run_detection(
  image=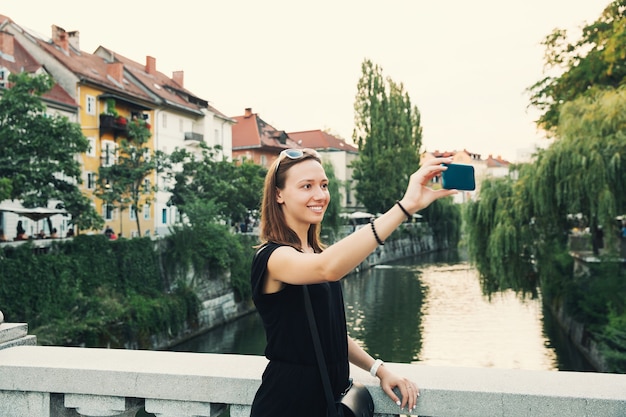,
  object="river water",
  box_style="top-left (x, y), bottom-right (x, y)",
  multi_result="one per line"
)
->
top-left (172, 249), bottom-right (594, 372)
